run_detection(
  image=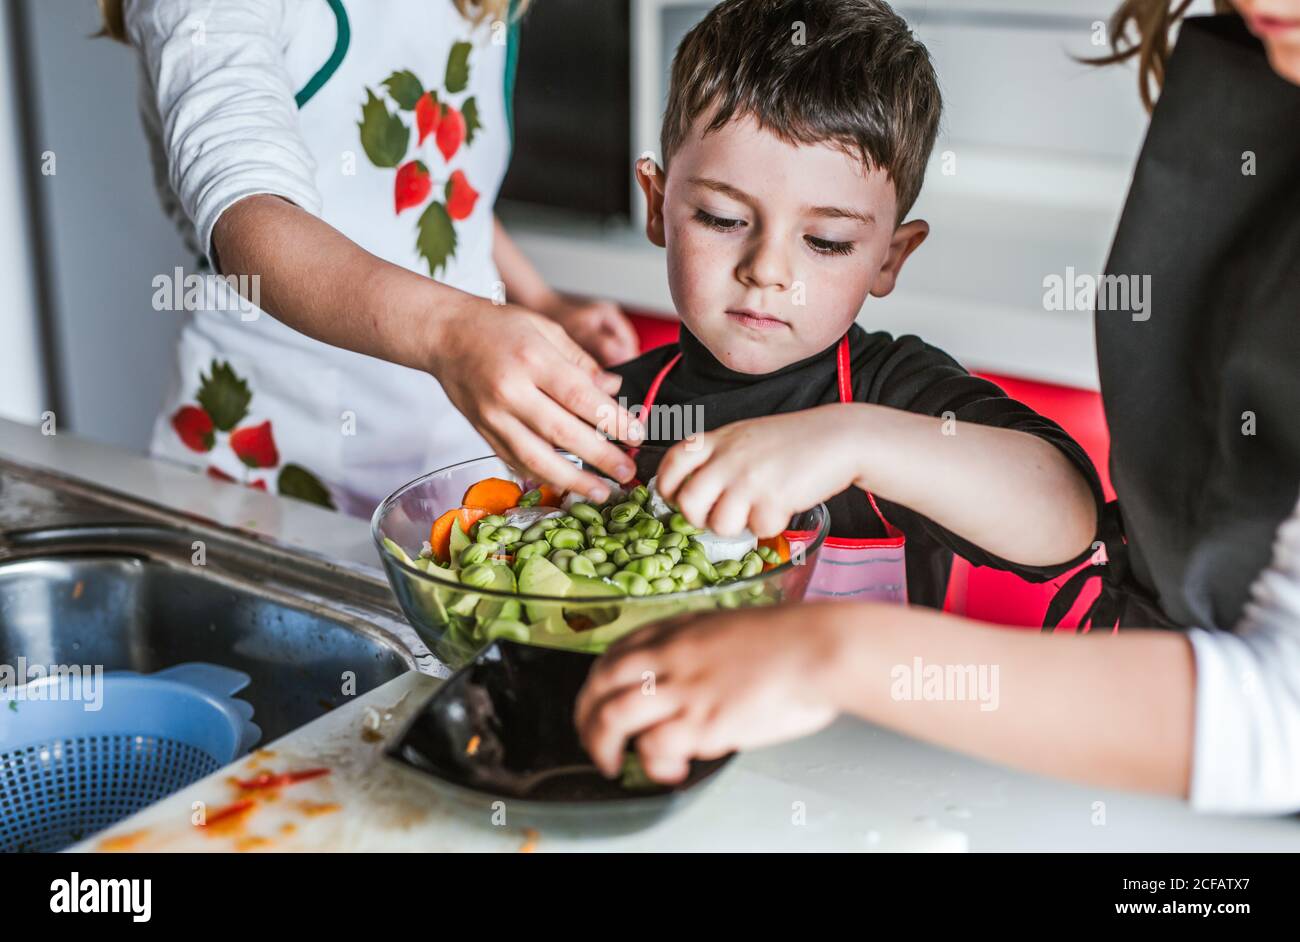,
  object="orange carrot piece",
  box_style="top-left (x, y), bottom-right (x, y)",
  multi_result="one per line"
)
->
top-left (429, 507), bottom-right (488, 562)
top-left (758, 534), bottom-right (791, 570)
top-left (462, 478), bottom-right (523, 515)
top-left (537, 484), bottom-right (564, 507)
